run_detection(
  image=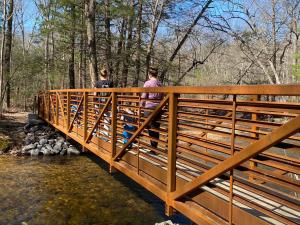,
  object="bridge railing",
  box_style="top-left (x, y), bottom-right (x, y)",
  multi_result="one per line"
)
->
top-left (38, 85), bottom-right (300, 225)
